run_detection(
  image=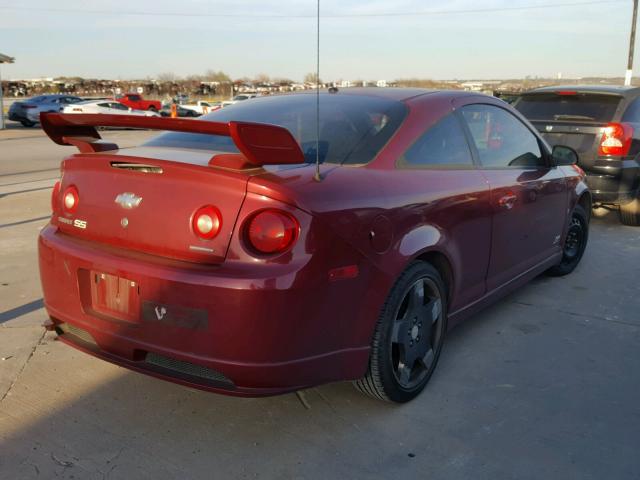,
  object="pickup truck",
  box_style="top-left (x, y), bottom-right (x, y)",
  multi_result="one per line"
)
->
top-left (180, 100), bottom-right (222, 115)
top-left (116, 93), bottom-right (161, 112)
